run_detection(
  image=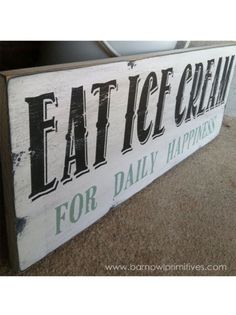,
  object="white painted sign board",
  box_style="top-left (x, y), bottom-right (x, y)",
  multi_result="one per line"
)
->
top-left (0, 45), bottom-right (235, 270)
